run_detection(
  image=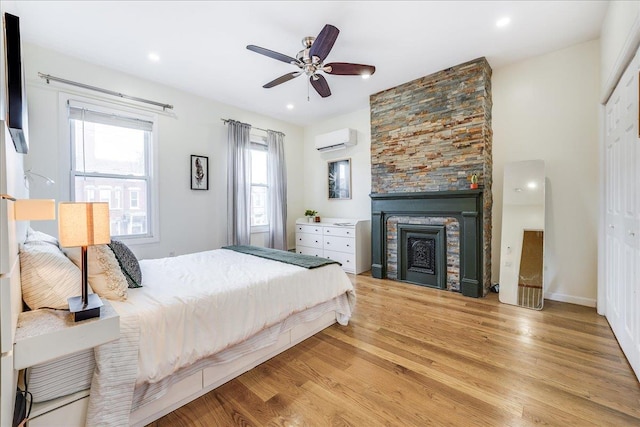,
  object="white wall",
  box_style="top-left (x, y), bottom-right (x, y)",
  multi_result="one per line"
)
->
top-left (22, 43), bottom-right (304, 259)
top-left (302, 107), bottom-right (371, 221)
top-left (492, 39), bottom-right (600, 306)
top-left (600, 0), bottom-right (640, 101)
